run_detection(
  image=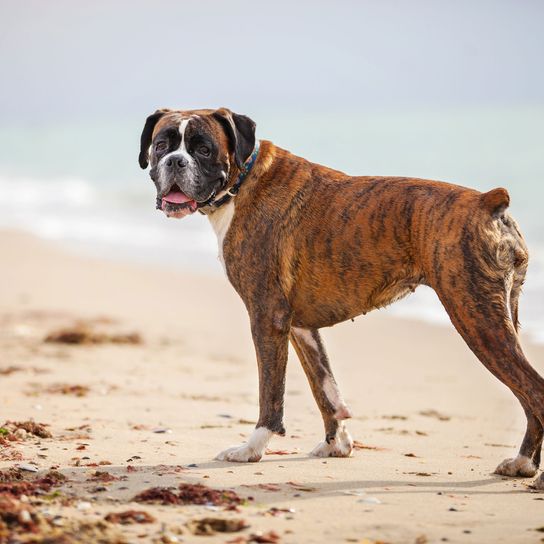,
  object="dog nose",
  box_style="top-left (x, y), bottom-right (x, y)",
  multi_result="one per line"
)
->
top-left (165, 155), bottom-right (188, 169)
